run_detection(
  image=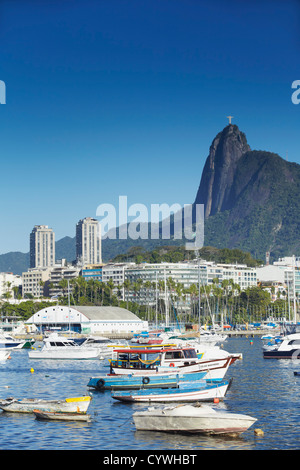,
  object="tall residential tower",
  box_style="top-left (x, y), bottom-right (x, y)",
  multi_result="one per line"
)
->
top-left (76, 217), bottom-right (102, 266)
top-left (30, 225), bottom-right (55, 268)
